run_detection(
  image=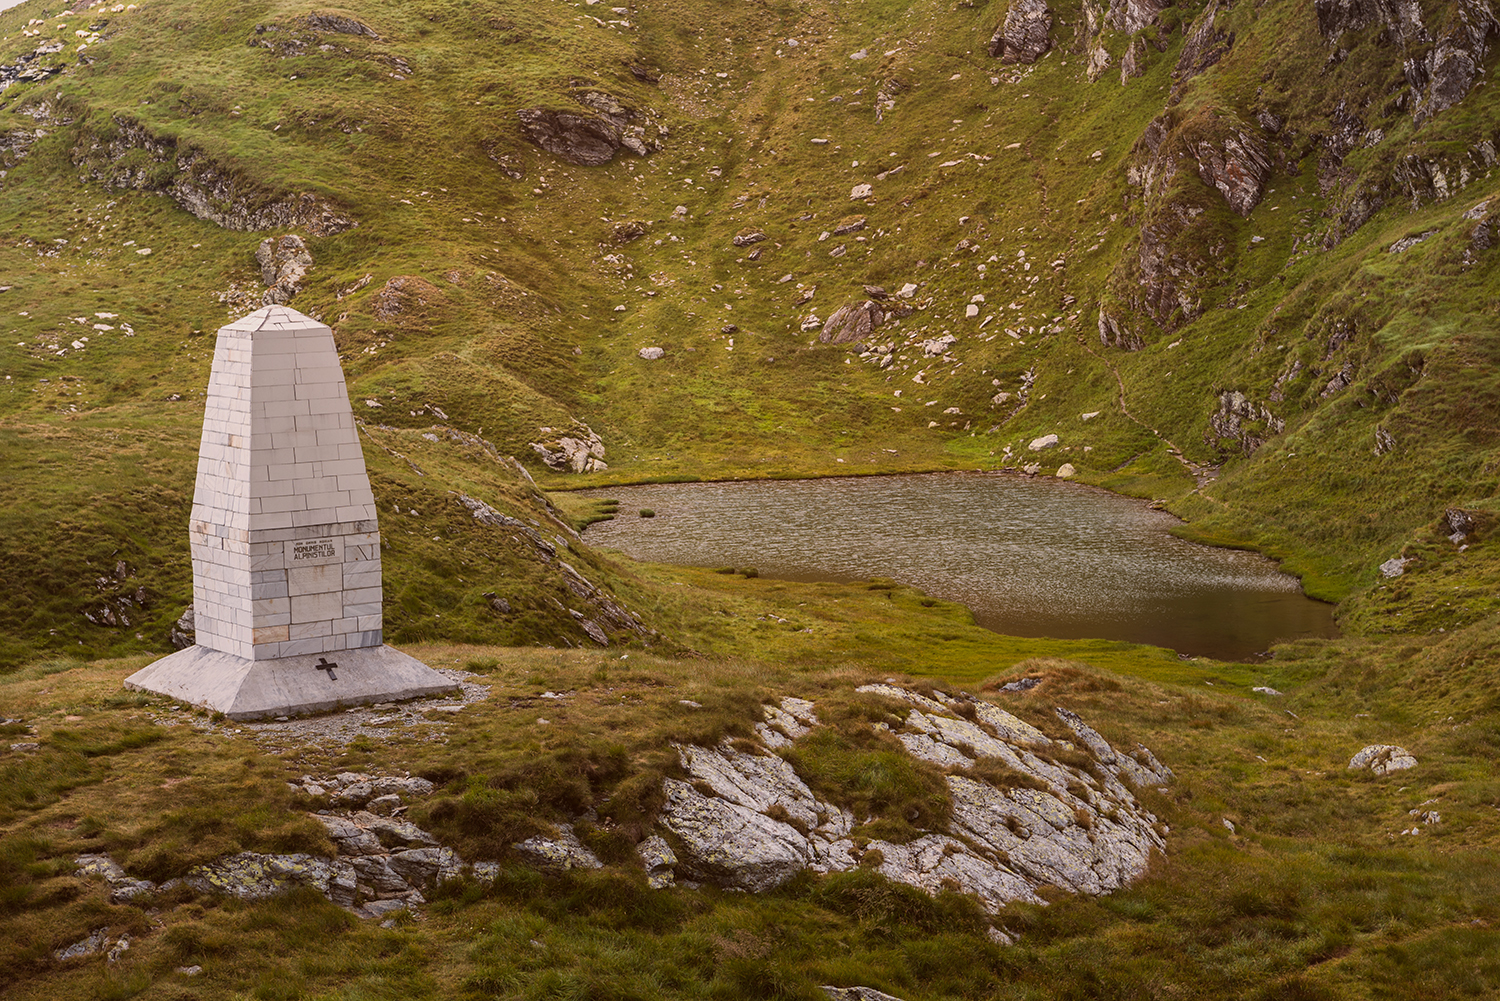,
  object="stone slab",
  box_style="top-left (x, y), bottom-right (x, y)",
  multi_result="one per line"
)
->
top-left (123, 645), bottom-right (459, 721)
